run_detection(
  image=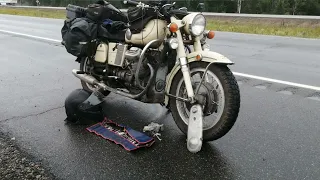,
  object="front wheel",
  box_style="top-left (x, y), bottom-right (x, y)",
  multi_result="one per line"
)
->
top-left (169, 62), bottom-right (240, 141)
top-left (79, 57), bottom-right (110, 96)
